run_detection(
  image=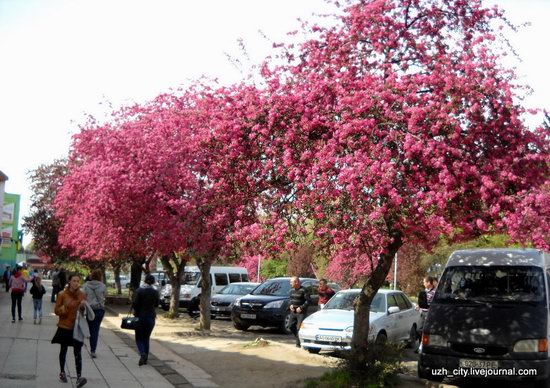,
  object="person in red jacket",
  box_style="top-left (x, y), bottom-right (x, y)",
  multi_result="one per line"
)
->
top-left (317, 279), bottom-right (335, 309)
top-left (9, 265), bottom-right (28, 322)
